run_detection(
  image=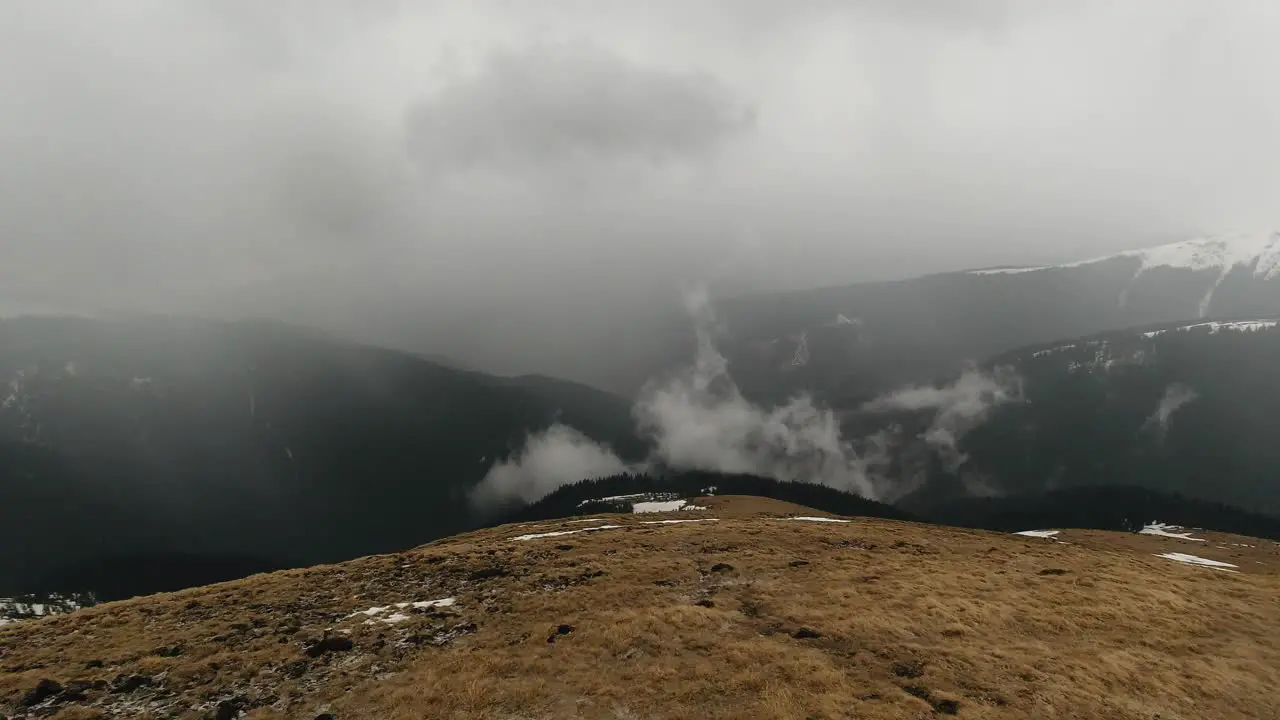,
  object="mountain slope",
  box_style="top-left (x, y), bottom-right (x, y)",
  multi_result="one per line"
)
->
top-left (0, 316), bottom-right (640, 596)
top-left (717, 232), bottom-right (1280, 402)
top-left (2, 497), bottom-right (1277, 719)
top-left (886, 318), bottom-right (1280, 514)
